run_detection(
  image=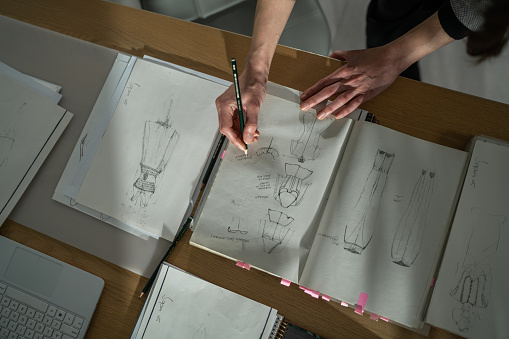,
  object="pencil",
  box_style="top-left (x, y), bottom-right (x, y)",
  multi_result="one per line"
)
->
top-left (138, 217), bottom-right (192, 299)
top-left (231, 58), bottom-right (248, 154)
